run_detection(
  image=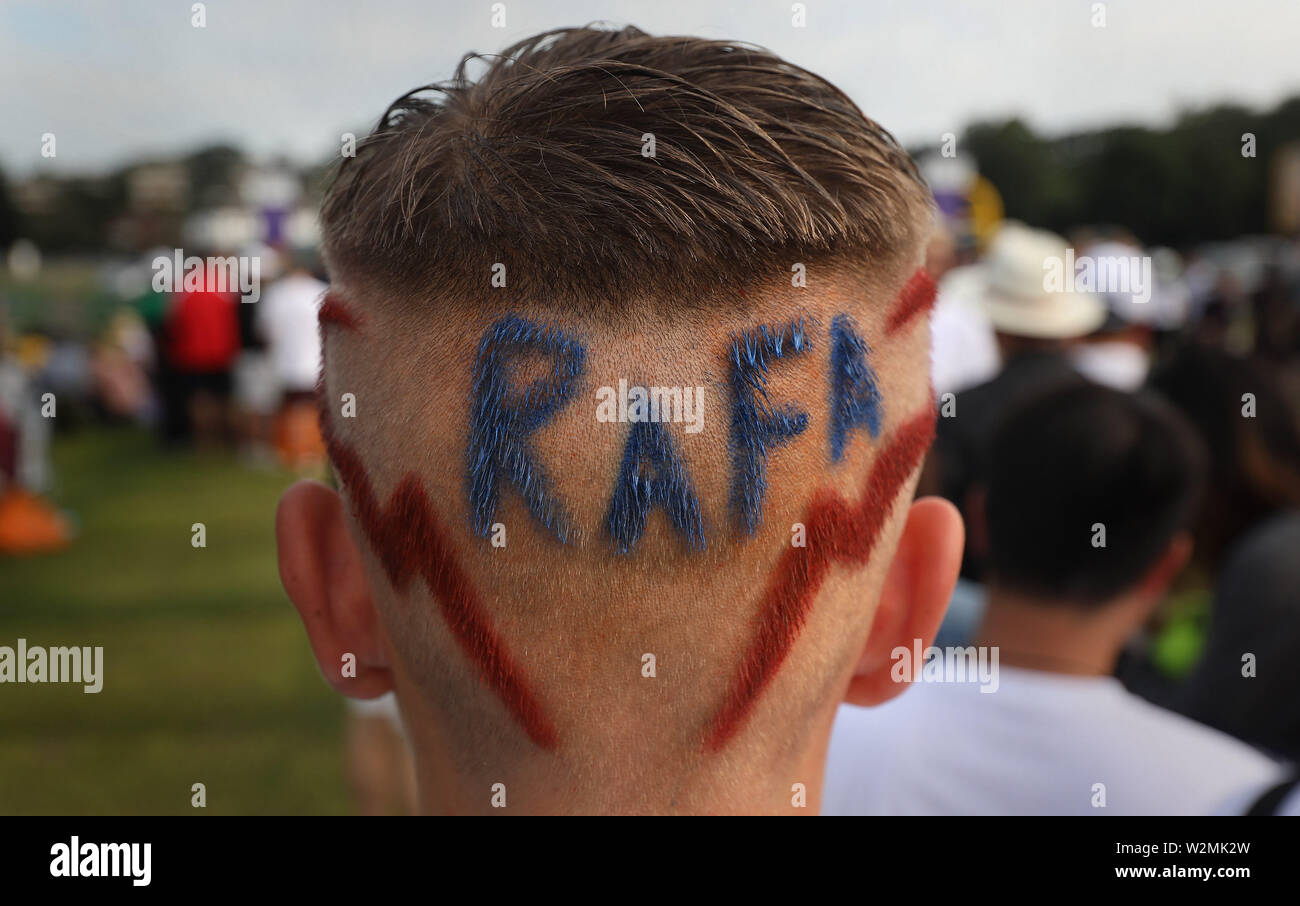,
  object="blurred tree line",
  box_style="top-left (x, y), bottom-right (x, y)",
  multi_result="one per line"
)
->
top-left (956, 99), bottom-right (1300, 247)
top-left (0, 144), bottom-right (332, 256)
top-left (0, 168), bottom-right (20, 252)
top-left (1, 97), bottom-right (1299, 256)
top-left (0, 146), bottom-right (244, 254)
